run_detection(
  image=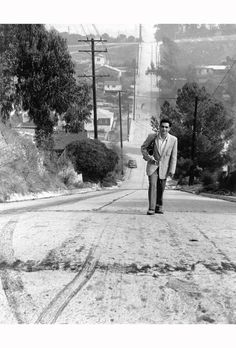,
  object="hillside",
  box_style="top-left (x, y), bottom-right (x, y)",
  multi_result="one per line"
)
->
top-left (175, 35), bottom-right (236, 67)
top-left (68, 43), bottom-right (139, 69)
top-left (0, 124), bottom-right (67, 202)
